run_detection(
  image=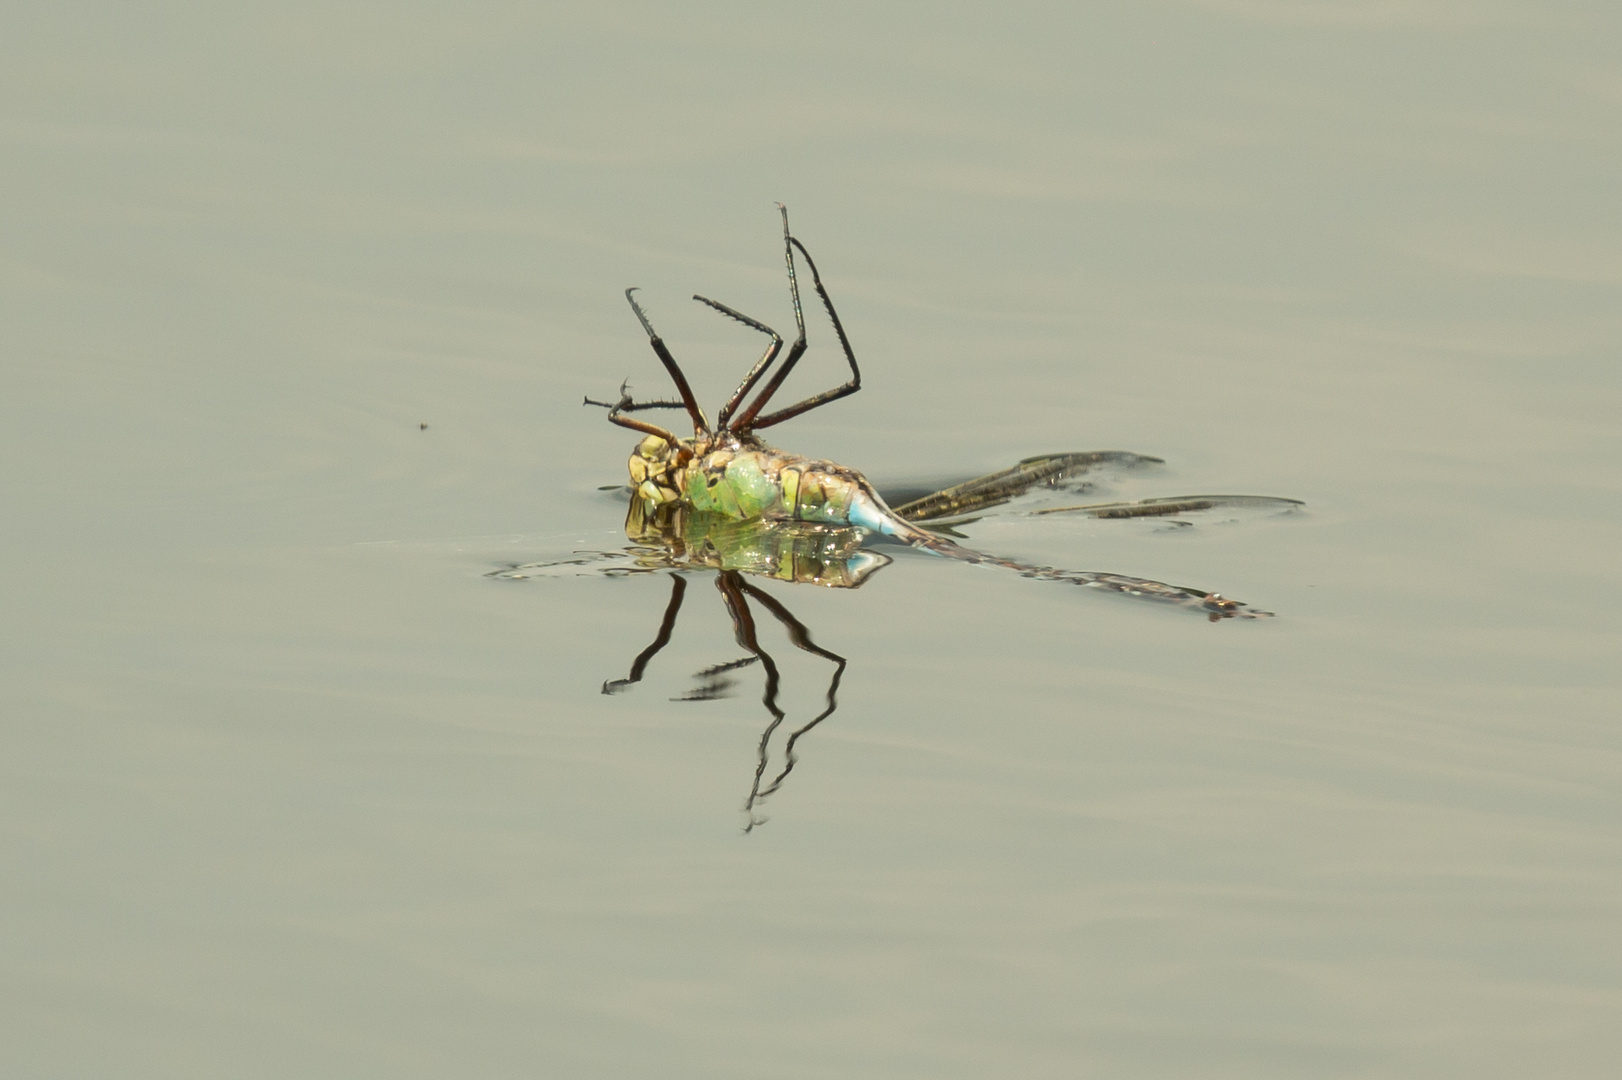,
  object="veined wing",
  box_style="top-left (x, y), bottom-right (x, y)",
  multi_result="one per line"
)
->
top-left (1032, 494), bottom-right (1304, 519)
top-left (883, 451), bottom-right (1162, 522)
top-left (880, 453), bottom-right (1301, 531)
top-left (875, 455), bottom-right (1301, 620)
